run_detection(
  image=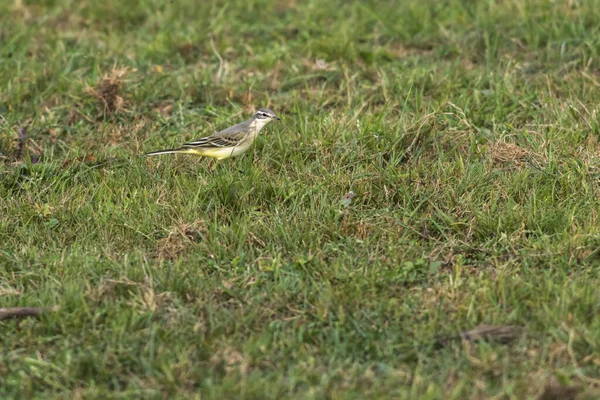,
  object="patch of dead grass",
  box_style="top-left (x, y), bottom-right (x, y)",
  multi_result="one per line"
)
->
top-left (487, 141), bottom-right (544, 168)
top-left (86, 66), bottom-right (134, 118)
top-left (302, 58), bottom-right (338, 72)
top-left (210, 344), bottom-right (250, 376)
top-left (153, 102), bottom-right (174, 118)
top-left (274, 0), bottom-right (297, 12)
top-left (97, 118), bottom-right (151, 148)
top-left (386, 42), bottom-right (434, 59)
top-left (156, 220), bottom-right (206, 260)
top-left (339, 219), bottom-right (371, 240)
